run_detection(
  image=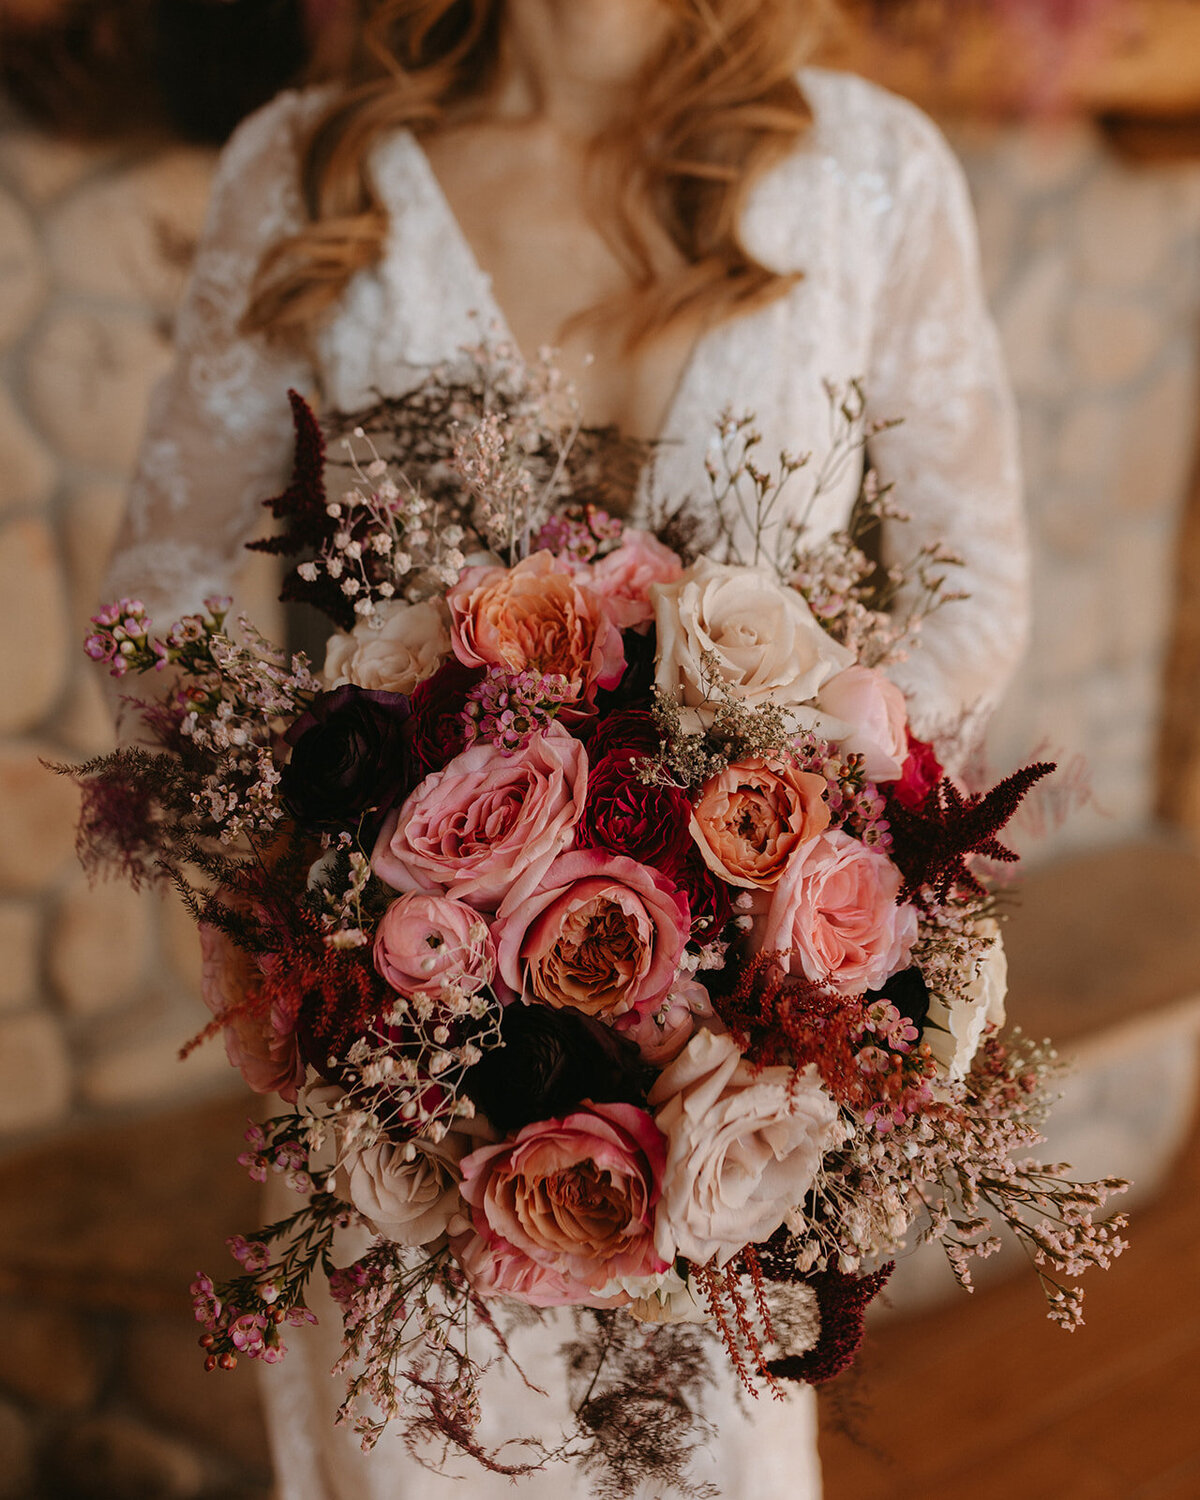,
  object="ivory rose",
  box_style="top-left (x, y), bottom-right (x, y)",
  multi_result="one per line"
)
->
top-left (340, 1130), bottom-right (475, 1247)
top-left (650, 558), bottom-right (853, 729)
top-left (371, 724), bottom-right (587, 912)
top-left (586, 529), bottom-right (683, 632)
top-left (373, 892), bottom-right (496, 1001)
top-left (447, 550), bottom-right (624, 710)
top-left (458, 1102), bottom-right (668, 1306)
top-left (924, 920), bottom-right (1008, 1081)
top-left (199, 925), bottom-right (304, 1102)
top-left (690, 758), bottom-right (830, 889)
top-left (760, 829), bottom-right (918, 996)
top-left (493, 849), bottom-right (690, 1019)
top-left (649, 1029), bottom-right (840, 1268)
top-left (322, 598), bottom-right (451, 696)
top-left (816, 665), bottom-right (909, 783)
